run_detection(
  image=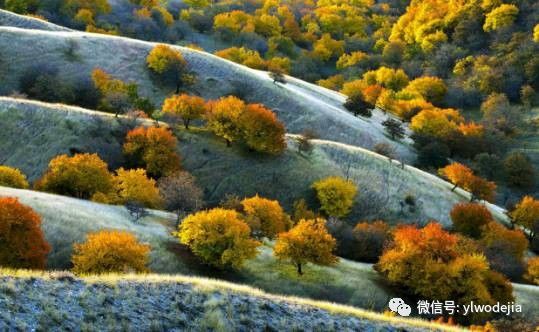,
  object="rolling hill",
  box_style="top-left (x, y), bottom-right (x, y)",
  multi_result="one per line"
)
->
top-left (0, 97), bottom-right (469, 225)
top-left (0, 20), bottom-right (414, 162)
